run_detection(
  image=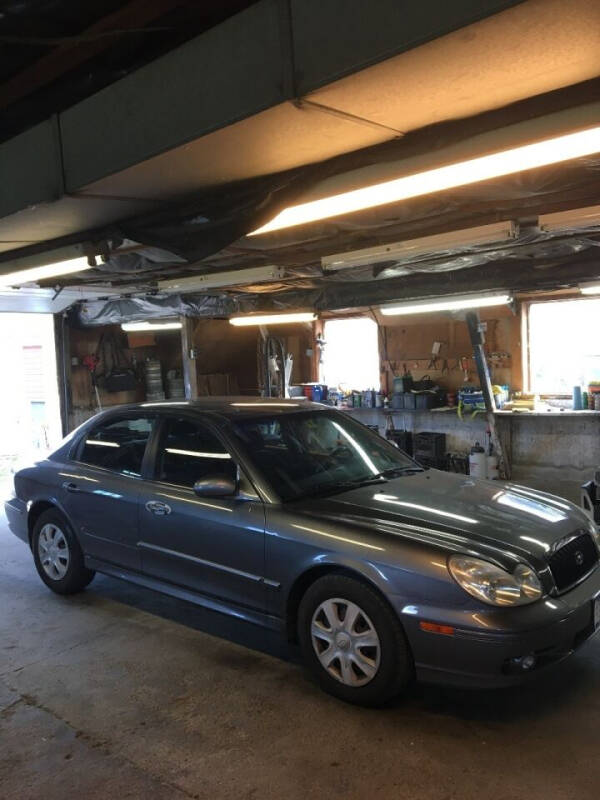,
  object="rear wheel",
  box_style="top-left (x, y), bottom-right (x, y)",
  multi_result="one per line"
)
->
top-left (32, 509), bottom-right (95, 595)
top-left (298, 574), bottom-right (413, 706)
